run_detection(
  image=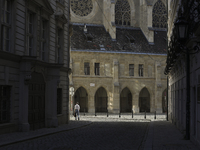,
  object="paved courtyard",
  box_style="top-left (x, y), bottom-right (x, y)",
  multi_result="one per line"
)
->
top-left (0, 115), bottom-right (199, 150)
